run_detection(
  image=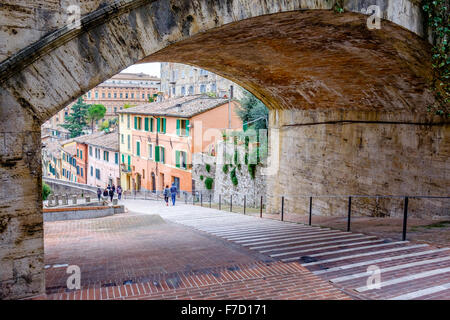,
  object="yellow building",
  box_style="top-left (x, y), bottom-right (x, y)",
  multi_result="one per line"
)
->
top-left (119, 112), bottom-right (134, 190)
top-left (60, 139), bottom-right (78, 183)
